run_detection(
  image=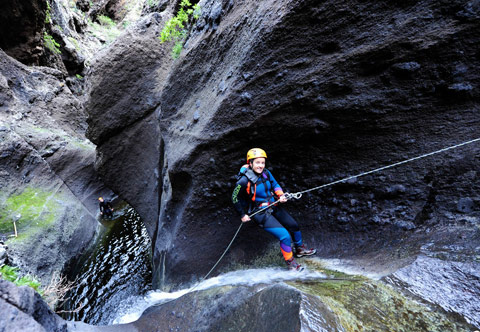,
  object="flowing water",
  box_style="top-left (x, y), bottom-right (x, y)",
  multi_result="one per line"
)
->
top-left (112, 267), bottom-right (329, 324)
top-left (60, 206), bottom-right (478, 331)
top-left (61, 205), bottom-right (152, 325)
